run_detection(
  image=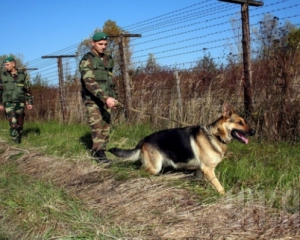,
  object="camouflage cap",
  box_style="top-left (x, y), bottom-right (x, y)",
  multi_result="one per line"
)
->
top-left (3, 56), bottom-right (15, 63)
top-left (92, 32), bottom-right (108, 41)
